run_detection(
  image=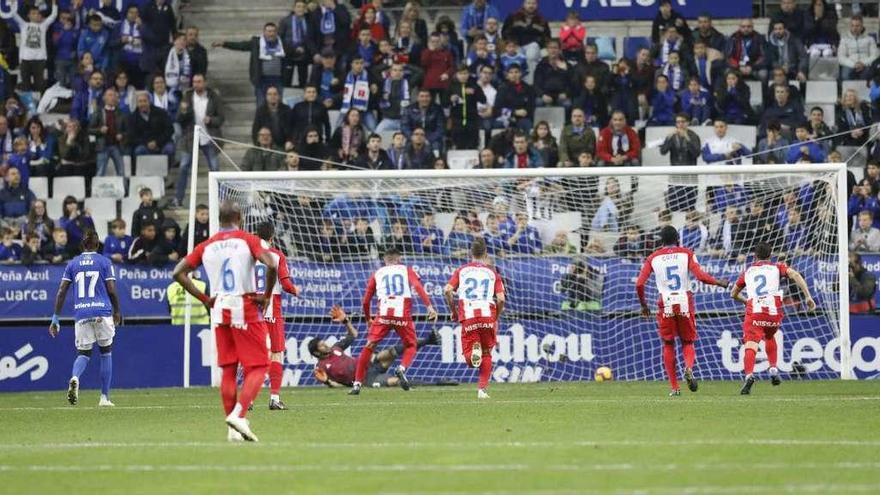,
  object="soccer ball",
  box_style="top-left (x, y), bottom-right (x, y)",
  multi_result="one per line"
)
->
top-left (594, 366), bottom-right (613, 382)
